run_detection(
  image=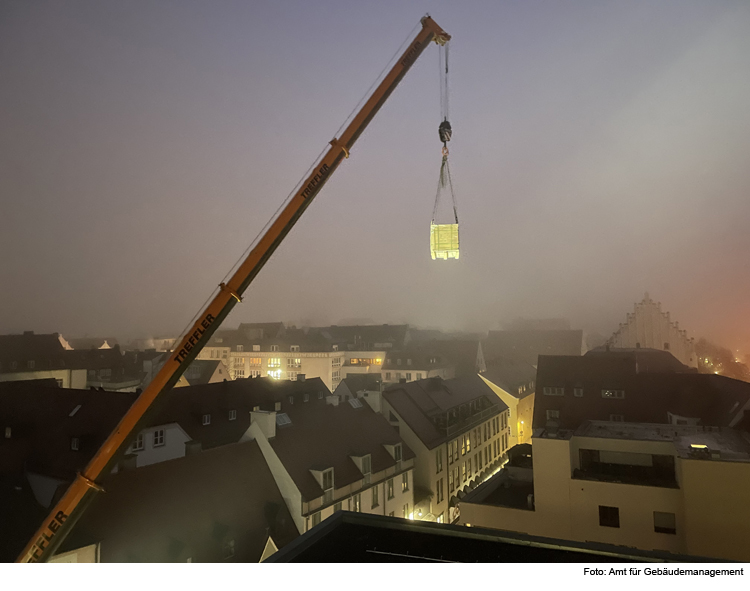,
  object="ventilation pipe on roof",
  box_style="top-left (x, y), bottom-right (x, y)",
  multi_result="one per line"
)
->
top-left (297, 374), bottom-right (306, 382)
